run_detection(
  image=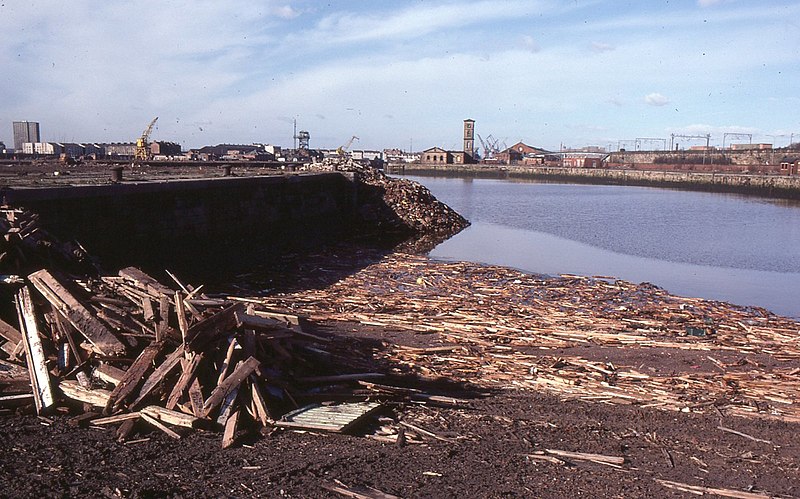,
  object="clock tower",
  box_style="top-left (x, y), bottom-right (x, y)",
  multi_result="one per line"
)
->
top-left (463, 119), bottom-right (475, 161)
